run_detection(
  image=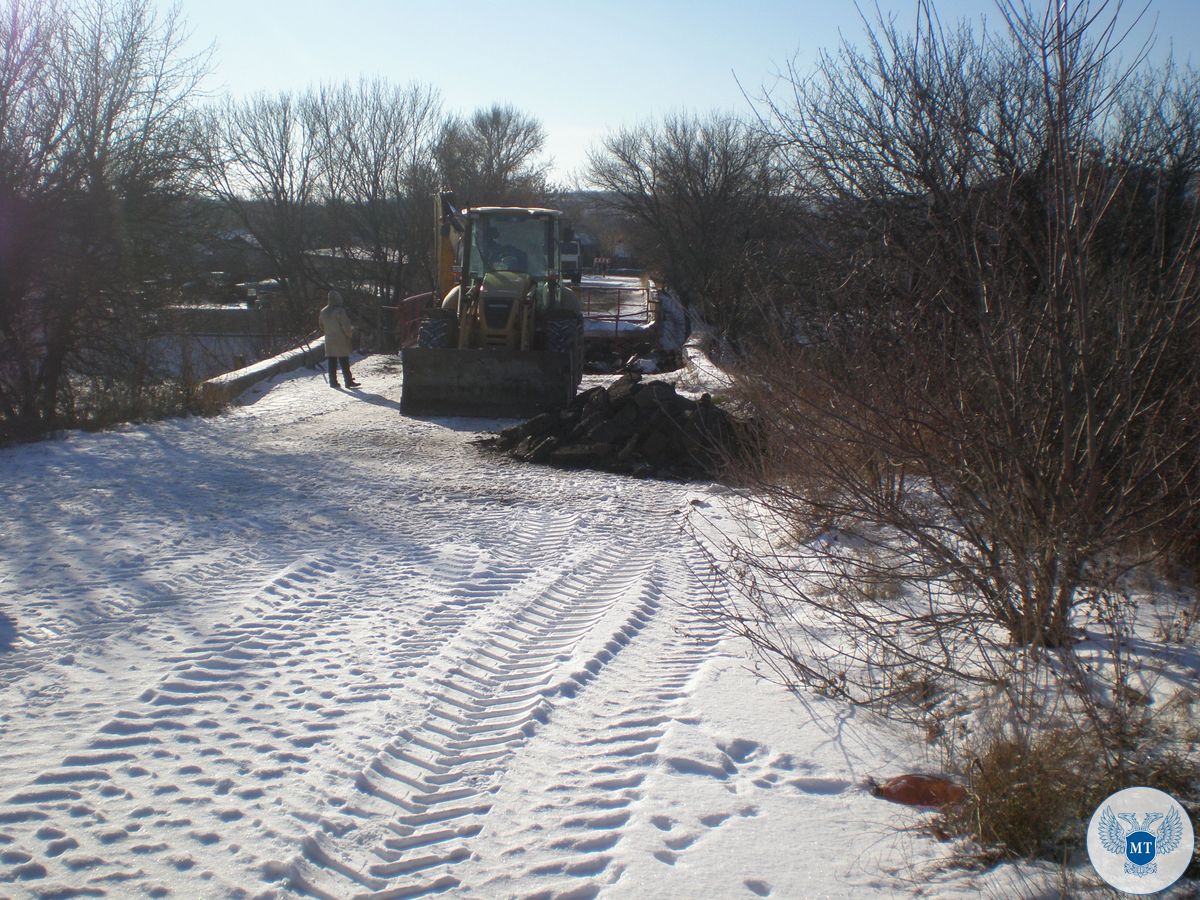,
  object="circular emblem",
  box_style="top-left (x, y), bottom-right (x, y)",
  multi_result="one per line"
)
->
top-left (1087, 786), bottom-right (1194, 894)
